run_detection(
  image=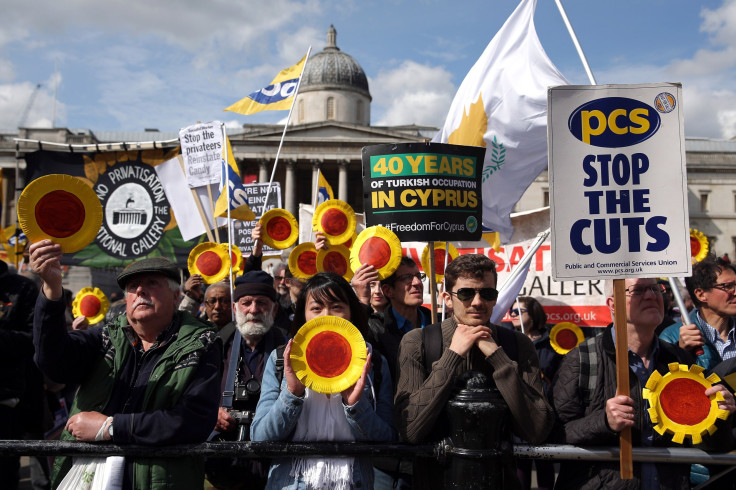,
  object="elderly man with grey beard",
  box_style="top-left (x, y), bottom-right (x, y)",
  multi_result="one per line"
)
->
top-left (206, 270), bottom-right (286, 490)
